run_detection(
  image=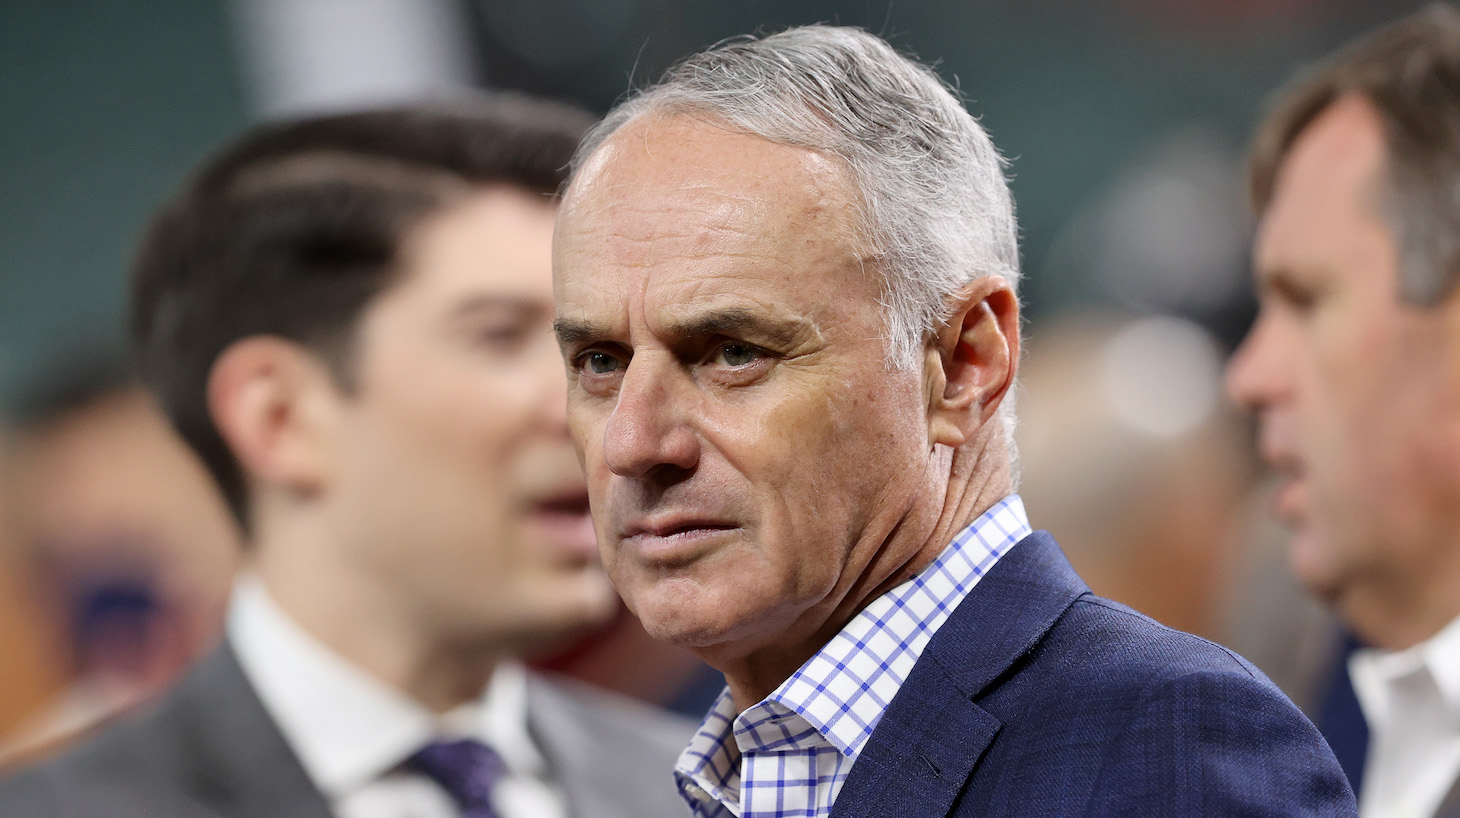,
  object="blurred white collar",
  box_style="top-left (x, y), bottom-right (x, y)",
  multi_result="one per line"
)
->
top-left (225, 574), bottom-right (546, 800)
top-left (1352, 613), bottom-right (1460, 727)
top-left (1350, 612), bottom-right (1460, 818)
